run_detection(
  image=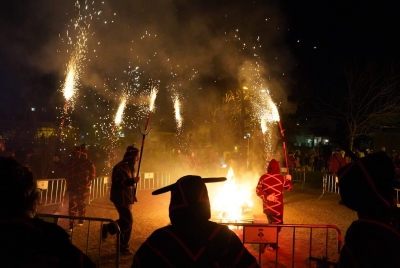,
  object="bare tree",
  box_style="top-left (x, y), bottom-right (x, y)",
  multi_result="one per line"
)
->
top-left (315, 63), bottom-right (400, 150)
